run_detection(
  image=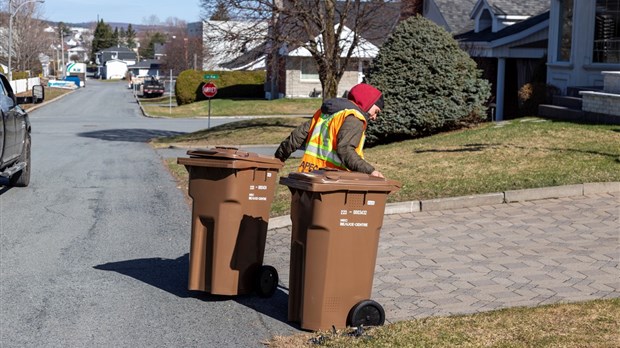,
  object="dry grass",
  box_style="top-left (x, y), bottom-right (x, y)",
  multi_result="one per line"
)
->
top-left (18, 87), bottom-right (73, 110)
top-left (267, 299), bottom-right (620, 347)
top-left (142, 98), bottom-right (321, 117)
top-left (151, 117), bottom-right (309, 148)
